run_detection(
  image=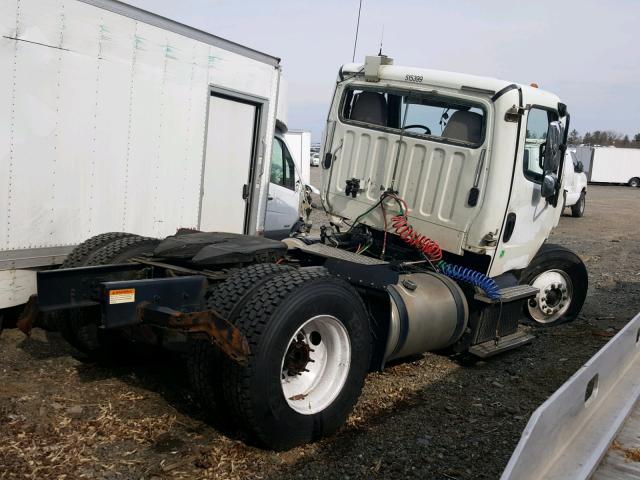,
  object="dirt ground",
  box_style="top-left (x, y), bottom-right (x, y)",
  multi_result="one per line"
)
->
top-left (1, 184), bottom-right (639, 480)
